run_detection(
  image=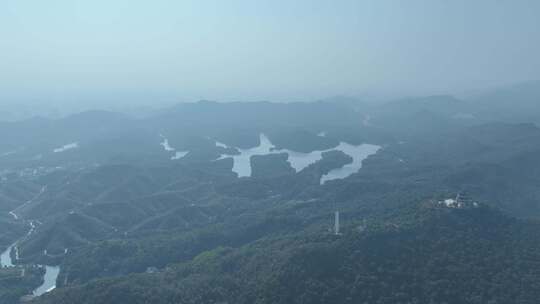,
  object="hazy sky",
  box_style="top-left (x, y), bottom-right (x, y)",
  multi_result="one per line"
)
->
top-left (1, 0), bottom-right (539, 105)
